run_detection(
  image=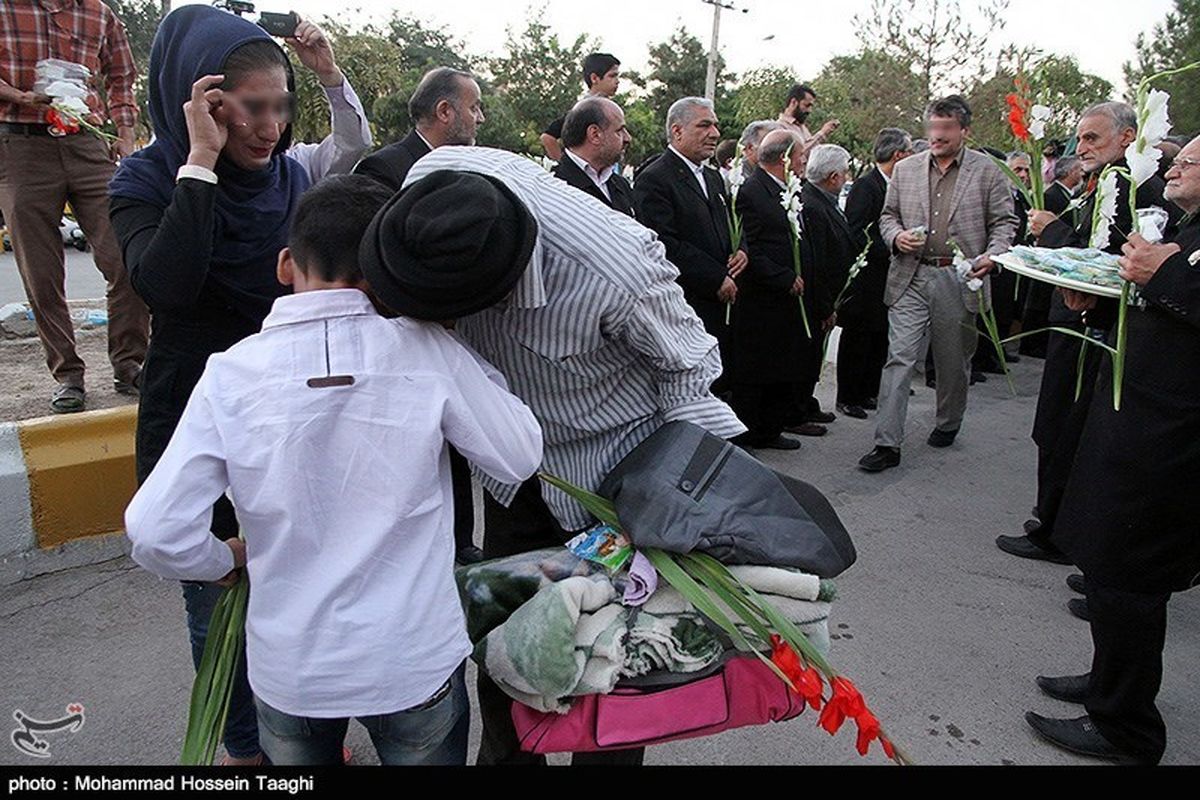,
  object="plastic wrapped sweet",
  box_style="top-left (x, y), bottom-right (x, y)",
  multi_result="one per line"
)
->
top-left (1001, 245), bottom-right (1123, 294)
top-left (33, 59), bottom-right (91, 96)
